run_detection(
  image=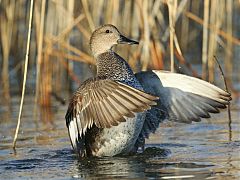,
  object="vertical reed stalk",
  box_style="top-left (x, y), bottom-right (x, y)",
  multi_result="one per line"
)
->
top-left (202, 0), bottom-right (209, 80)
top-left (214, 56), bottom-right (232, 141)
top-left (0, 0), bottom-right (16, 103)
top-left (13, 0), bottom-right (34, 149)
top-left (168, 0), bottom-right (177, 72)
top-left (208, 0), bottom-right (217, 82)
top-left (208, 0), bottom-right (224, 82)
top-left (141, 0), bottom-right (150, 71)
top-left (223, 2), bottom-right (234, 142)
top-left (81, 0), bottom-right (95, 31)
top-left (65, 0), bottom-right (75, 93)
top-left (34, 0), bottom-right (46, 117)
top-left (180, 0), bottom-right (189, 52)
top-left (225, 0), bottom-right (233, 86)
